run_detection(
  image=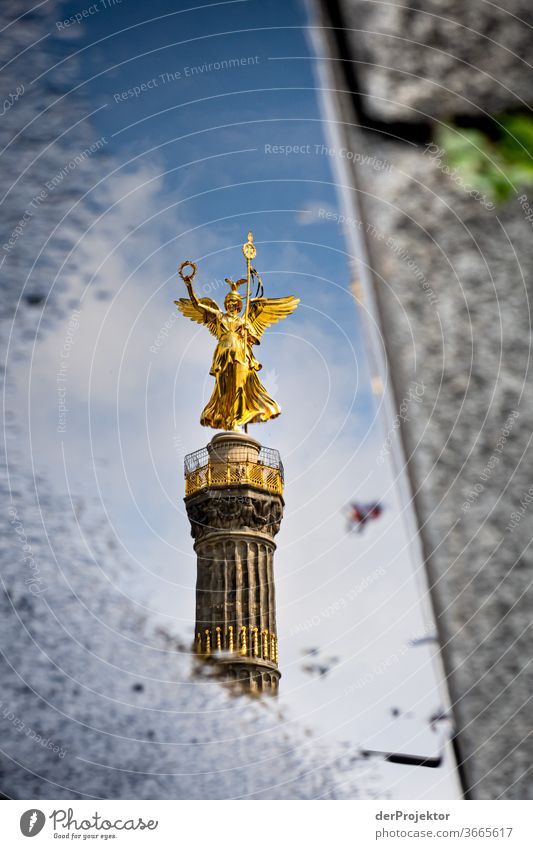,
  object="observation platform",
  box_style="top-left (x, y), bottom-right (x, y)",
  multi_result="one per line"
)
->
top-left (184, 432), bottom-right (284, 497)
